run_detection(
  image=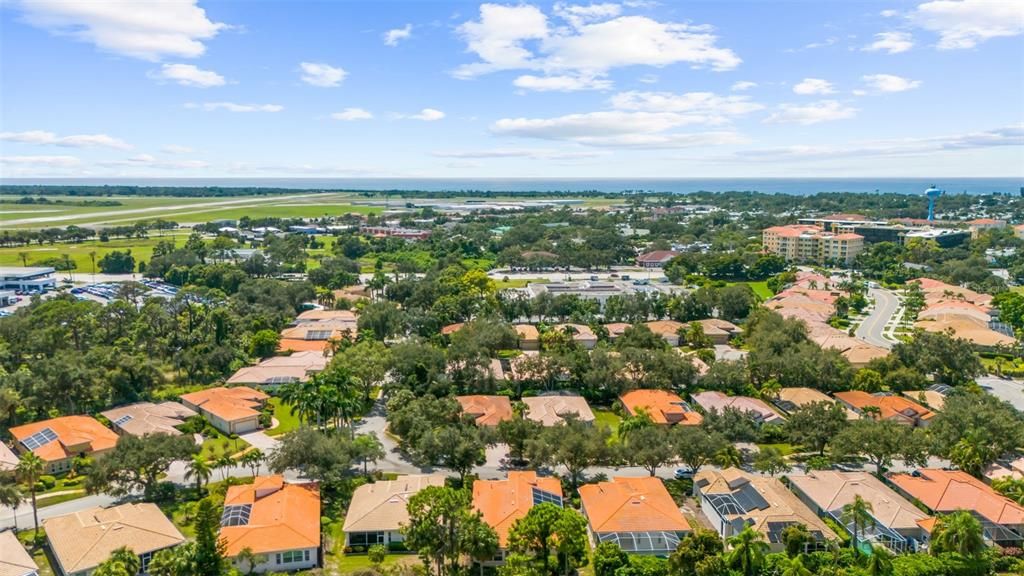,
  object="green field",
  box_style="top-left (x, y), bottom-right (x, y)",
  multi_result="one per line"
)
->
top-left (0, 232), bottom-right (189, 273)
top-left (266, 396), bottom-right (303, 436)
top-left (727, 280), bottom-right (773, 300)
